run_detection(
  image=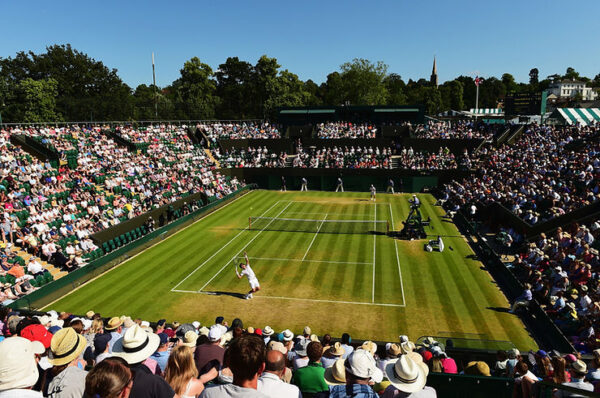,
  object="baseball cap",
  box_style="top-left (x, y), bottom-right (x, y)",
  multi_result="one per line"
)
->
top-left (20, 324), bottom-right (53, 349)
top-left (93, 333), bottom-right (111, 356)
top-left (158, 333), bottom-right (169, 345)
top-left (267, 341), bottom-right (287, 354)
top-left (345, 349), bottom-right (383, 383)
top-left (0, 337), bottom-right (45, 390)
top-left (303, 326), bottom-right (311, 335)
